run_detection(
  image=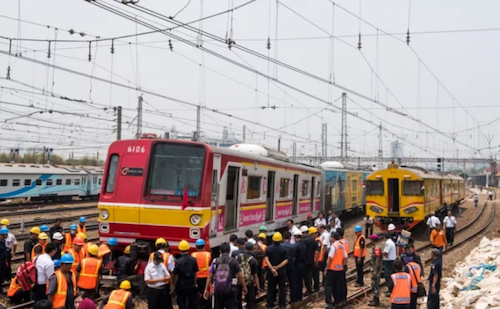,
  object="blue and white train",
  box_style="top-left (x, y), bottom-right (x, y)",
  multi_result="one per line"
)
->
top-left (0, 164), bottom-right (104, 202)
